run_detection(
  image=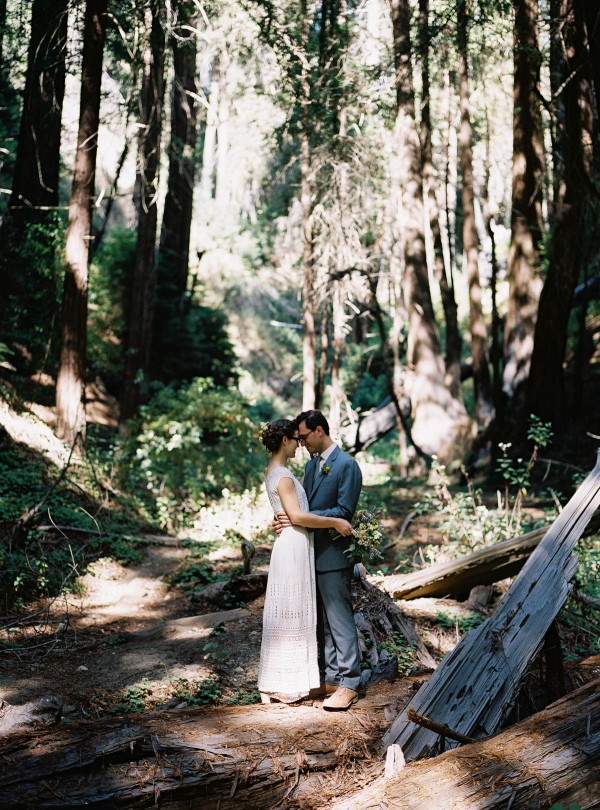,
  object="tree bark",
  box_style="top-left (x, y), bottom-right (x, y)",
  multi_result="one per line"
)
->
top-left (300, 0), bottom-right (317, 411)
top-left (383, 451), bottom-right (600, 760)
top-left (456, 0), bottom-right (494, 429)
top-left (379, 510), bottom-right (600, 601)
top-left (332, 678), bottom-right (600, 810)
top-left (503, 0), bottom-right (544, 409)
top-left (527, 0), bottom-right (593, 430)
top-left (0, 697), bottom-right (391, 809)
top-left (584, 0), bottom-right (600, 119)
top-left (389, 0), bottom-right (471, 464)
top-left (0, 0), bottom-right (68, 364)
top-left (157, 2), bottom-right (199, 303)
top-left (8, 0), bottom-right (67, 218)
top-left (55, 0), bottom-right (107, 444)
top-left (418, 4), bottom-right (461, 399)
top-left (121, 0), bottom-right (167, 420)
top-left (200, 56), bottom-right (218, 201)
top-left (0, 0), bottom-right (6, 63)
